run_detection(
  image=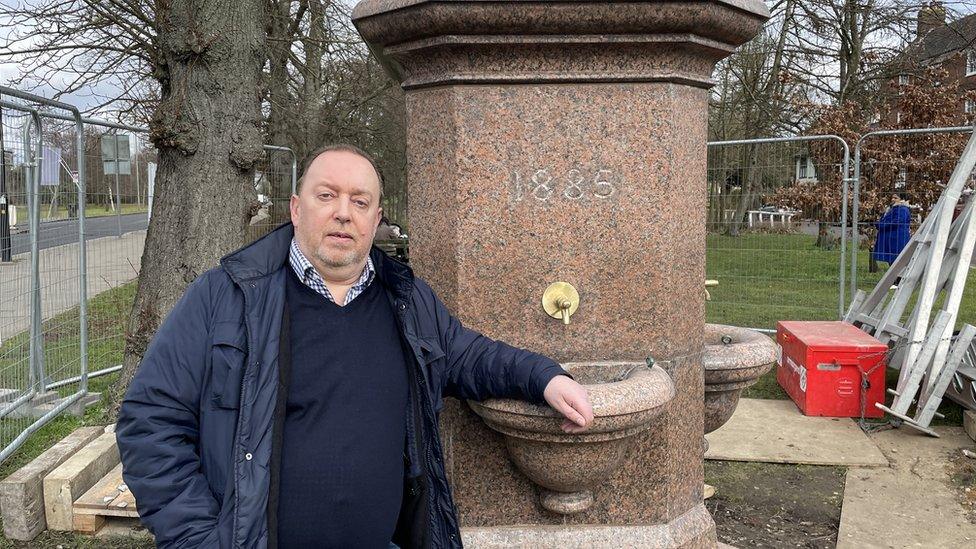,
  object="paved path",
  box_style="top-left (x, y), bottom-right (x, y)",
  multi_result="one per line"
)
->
top-left (0, 231), bottom-right (145, 345)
